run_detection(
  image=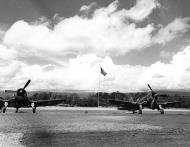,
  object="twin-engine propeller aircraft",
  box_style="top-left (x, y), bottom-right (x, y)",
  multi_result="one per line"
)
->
top-left (0, 80), bottom-right (65, 113)
top-left (109, 84), bottom-right (182, 114)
